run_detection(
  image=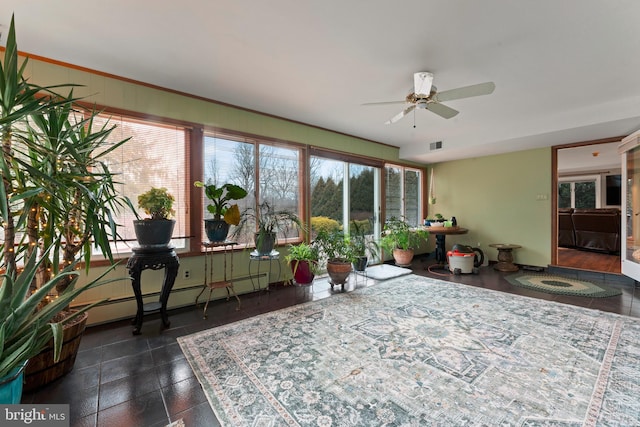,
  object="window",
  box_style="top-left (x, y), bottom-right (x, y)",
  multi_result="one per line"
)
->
top-left (310, 155), bottom-right (382, 243)
top-left (385, 165), bottom-right (423, 226)
top-left (558, 175), bottom-right (600, 208)
top-left (97, 114), bottom-right (190, 254)
top-left (202, 133), bottom-right (303, 247)
top-left (310, 156), bottom-right (345, 234)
